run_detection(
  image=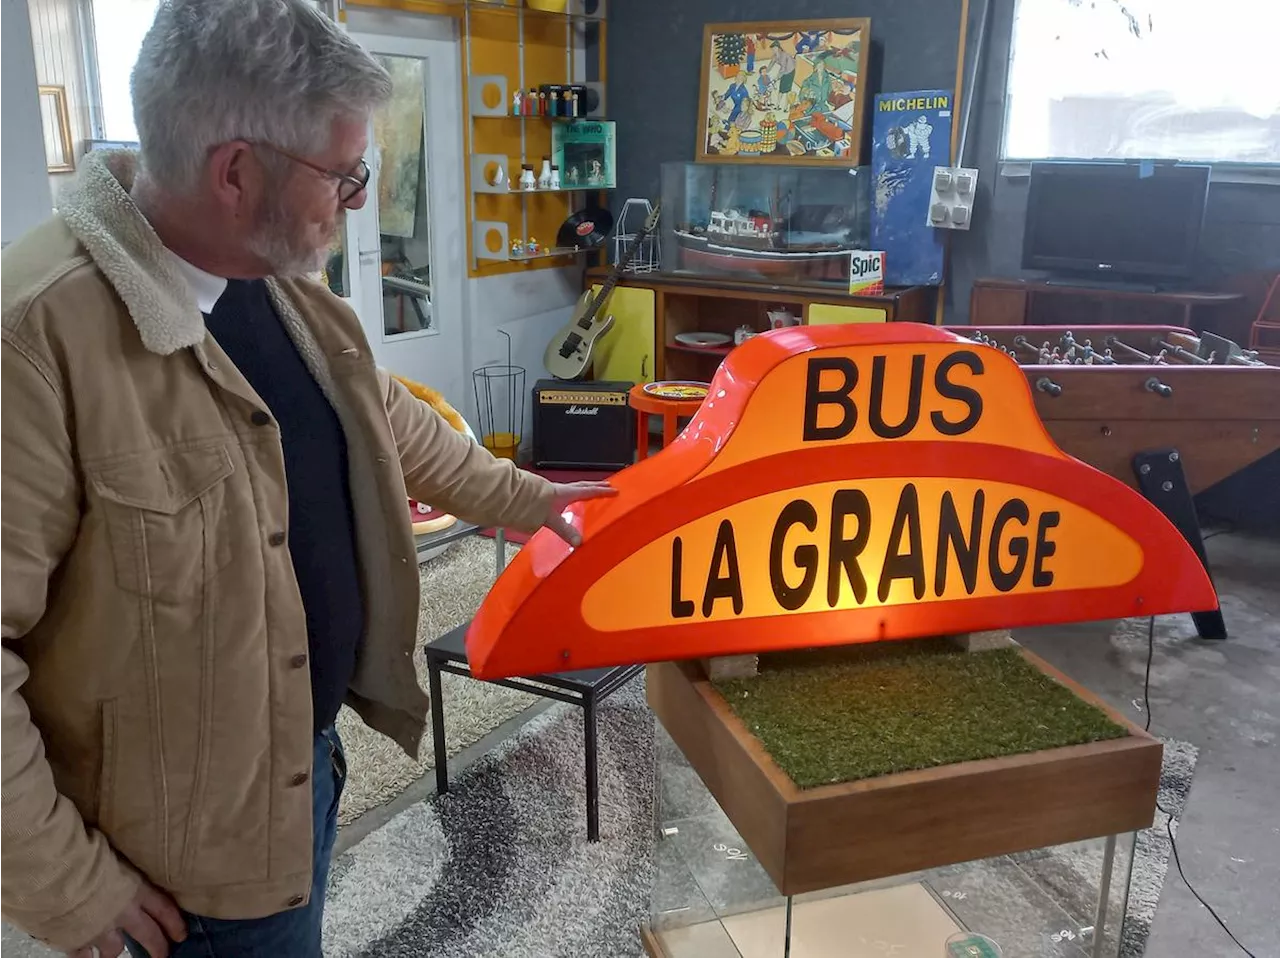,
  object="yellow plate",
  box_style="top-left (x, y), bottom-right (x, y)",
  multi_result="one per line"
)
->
top-left (643, 381), bottom-right (710, 400)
